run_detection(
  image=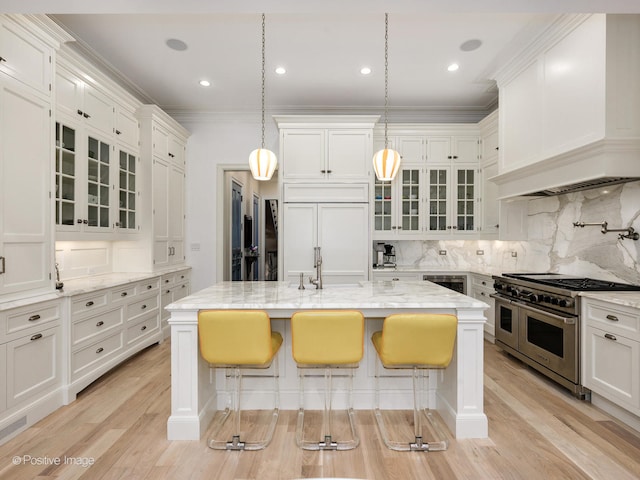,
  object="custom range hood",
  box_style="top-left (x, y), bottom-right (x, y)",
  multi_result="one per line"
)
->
top-left (490, 139), bottom-right (640, 198)
top-left (490, 14), bottom-right (640, 199)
